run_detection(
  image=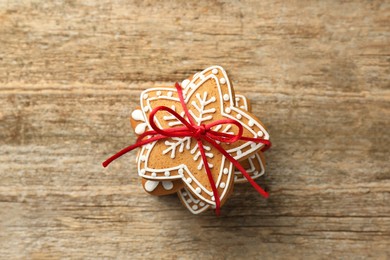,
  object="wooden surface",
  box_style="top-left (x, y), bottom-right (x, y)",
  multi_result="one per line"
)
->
top-left (1, 0), bottom-right (389, 259)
